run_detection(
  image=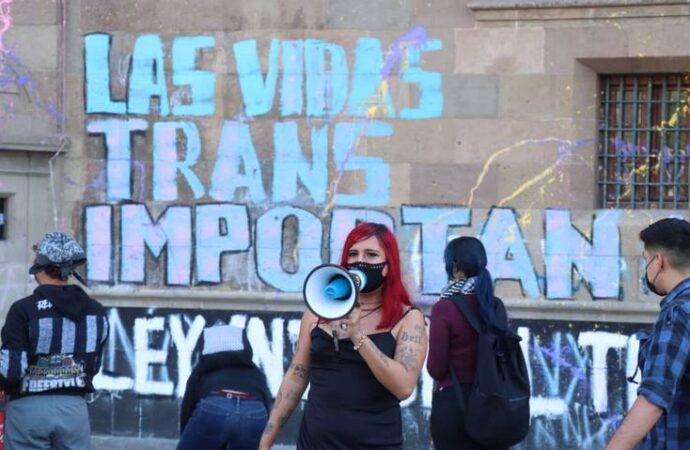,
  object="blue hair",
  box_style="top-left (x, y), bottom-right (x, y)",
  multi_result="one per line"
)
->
top-left (444, 237), bottom-right (504, 330)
